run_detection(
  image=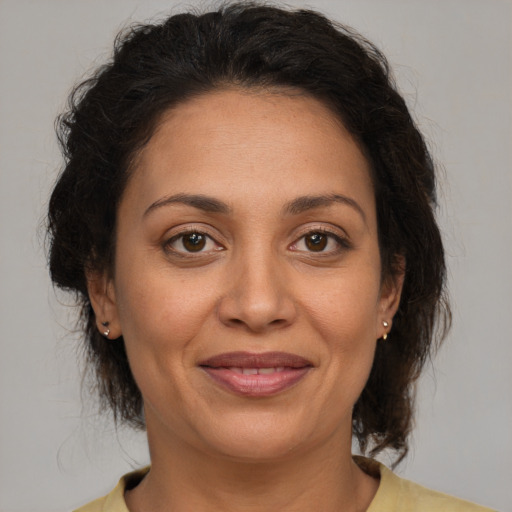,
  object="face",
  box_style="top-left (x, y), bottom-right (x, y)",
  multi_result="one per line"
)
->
top-left (89, 88), bottom-right (402, 462)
